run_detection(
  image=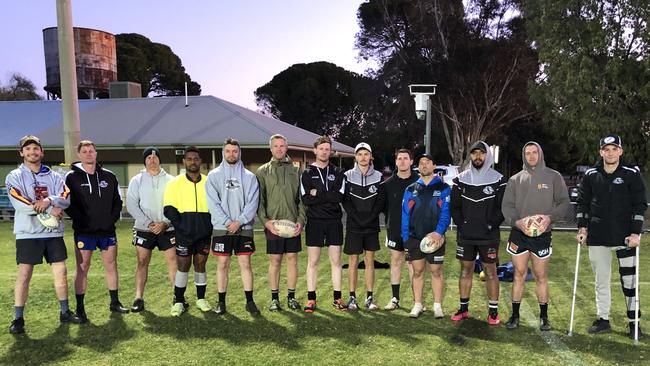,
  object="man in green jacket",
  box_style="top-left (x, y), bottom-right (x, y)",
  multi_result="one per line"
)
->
top-left (256, 134), bottom-right (306, 311)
